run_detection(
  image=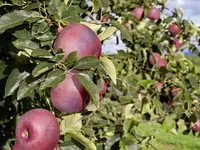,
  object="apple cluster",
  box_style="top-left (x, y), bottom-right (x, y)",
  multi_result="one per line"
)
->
top-left (14, 23), bottom-right (107, 150)
top-left (52, 23), bottom-right (107, 113)
top-left (133, 6), bottom-right (184, 106)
